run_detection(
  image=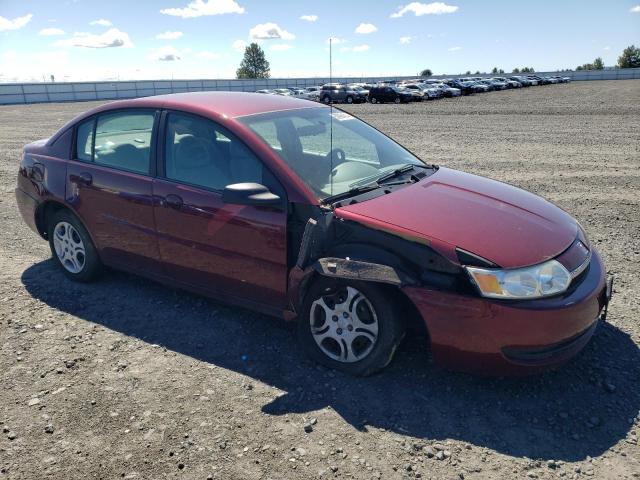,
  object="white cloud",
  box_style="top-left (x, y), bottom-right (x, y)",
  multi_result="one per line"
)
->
top-left (391, 2), bottom-right (458, 18)
top-left (55, 29), bottom-right (134, 48)
top-left (196, 51), bottom-right (220, 59)
top-left (270, 44), bottom-right (292, 51)
top-left (630, 5), bottom-right (640, 12)
top-left (39, 27), bottom-right (65, 36)
top-left (355, 23), bottom-right (377, 34)
top-left (90, 19), bottom-right (112, 27)
top-left (0, 13), bottom-right (33, 31)
top-left (300, 14), bottom-right (318, 22)
top-left (447, 46), bottom-right (461, 51)
top-left (150, 46), bottom-right (182, 61)
top-left (399, 36), bottom-right (412, 44)
top-left (232, 39), bottom-right (247, 52)
top-left (156, 31), bottom-right (183, 40)
top-left (603, 46), bottom-right (611, 51)
top-left (160, 0), bottom-right (245, 18)
top-left (249, 22), bottom-right (295, 41)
